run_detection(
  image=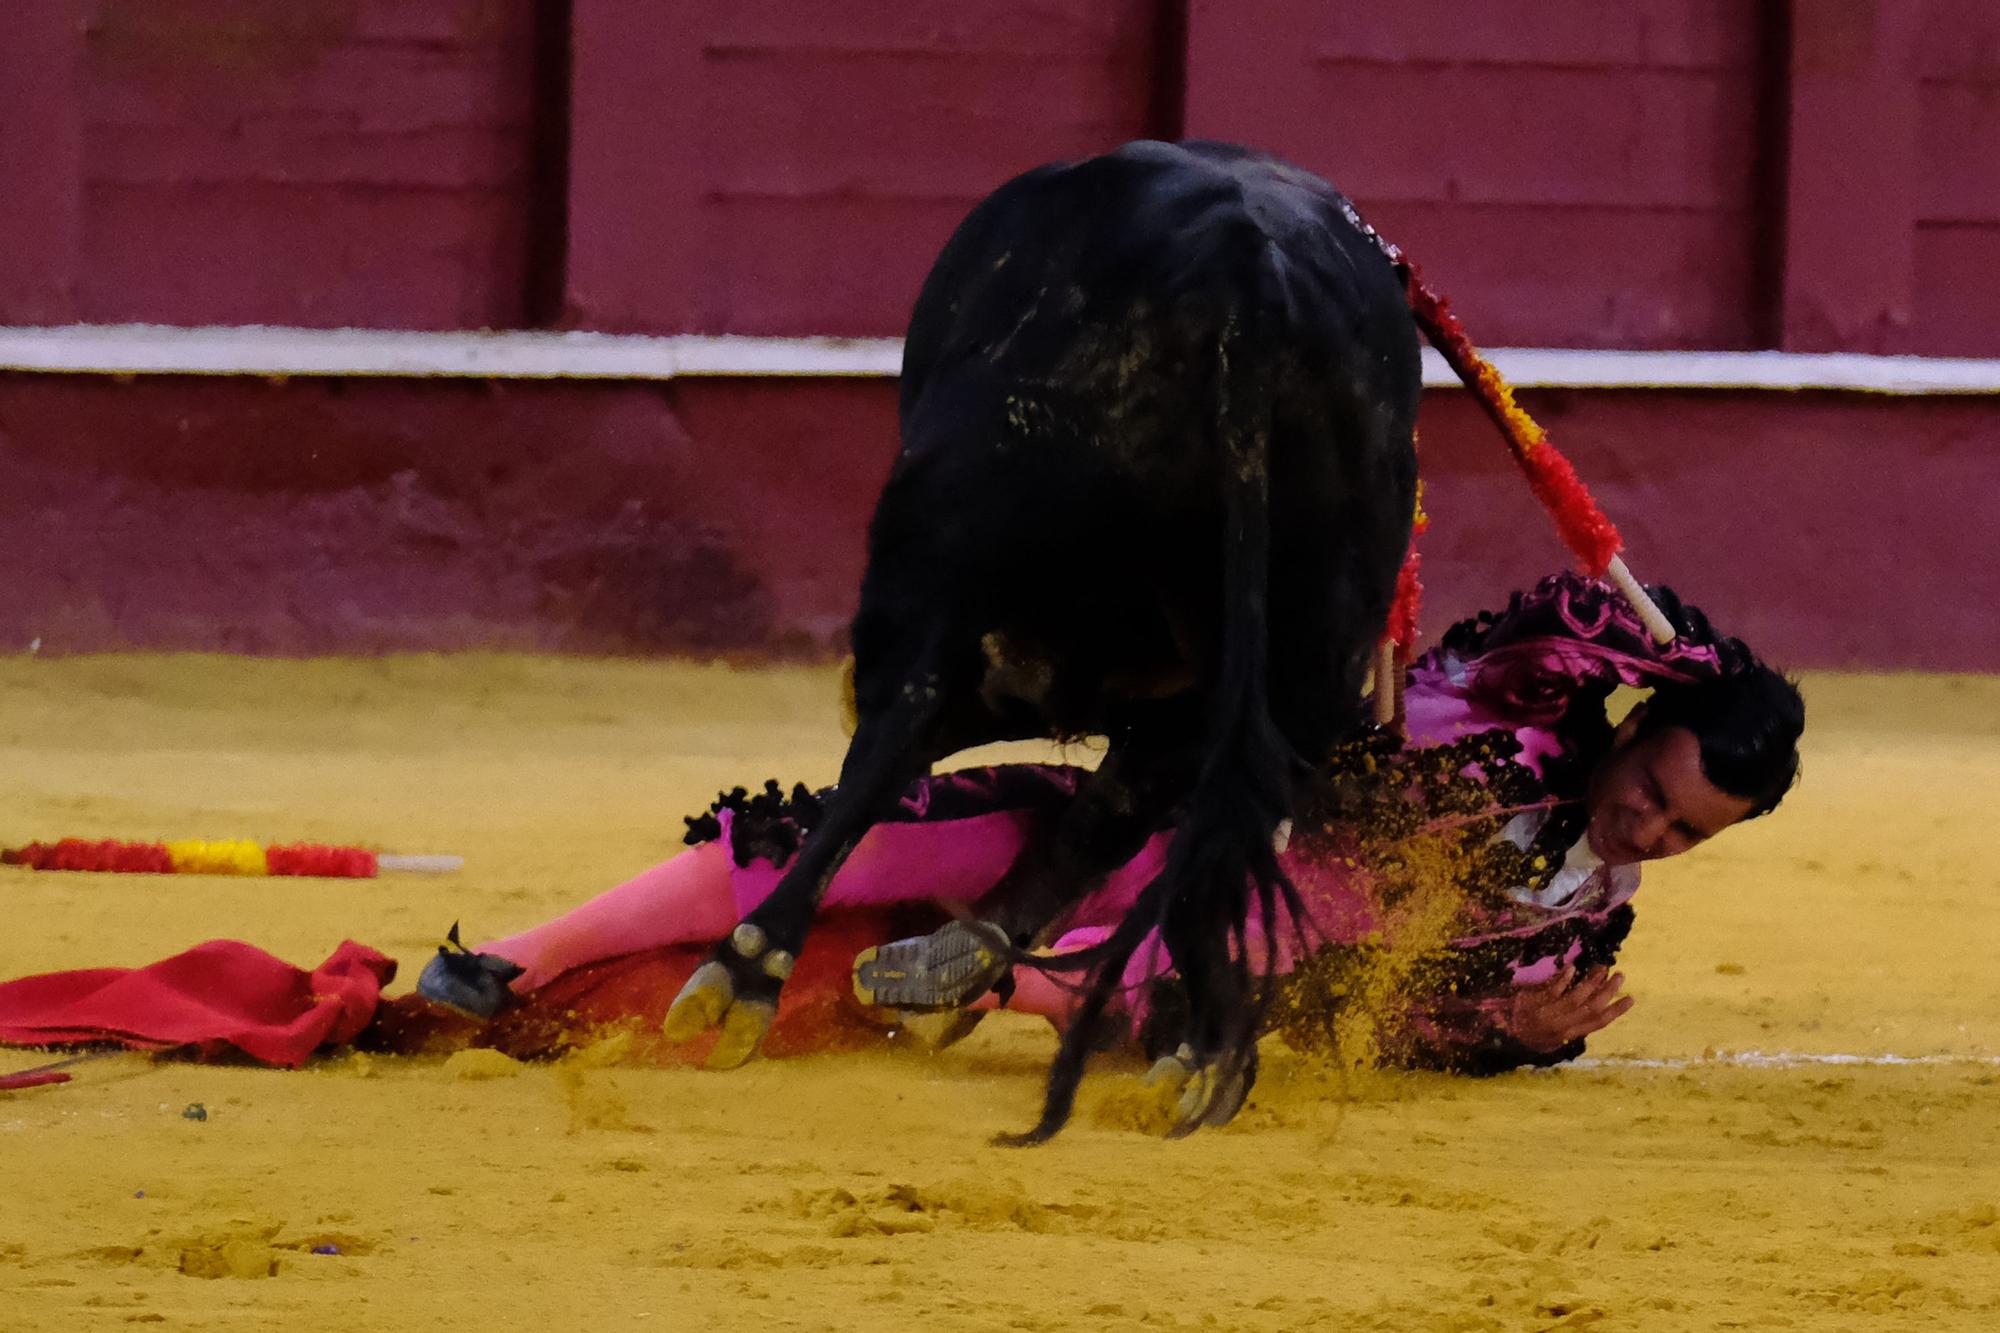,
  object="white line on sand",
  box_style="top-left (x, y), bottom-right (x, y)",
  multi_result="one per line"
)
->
top-left (1567, 1051), bottom-right (2000, 1071)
